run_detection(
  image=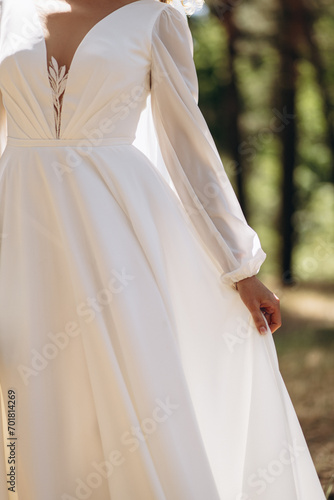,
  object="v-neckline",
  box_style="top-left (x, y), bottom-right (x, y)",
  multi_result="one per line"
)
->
top-left (32, 0), bottom-right (143, 75)
top-left (30, 0), bottom-right (144, 138)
